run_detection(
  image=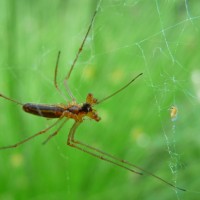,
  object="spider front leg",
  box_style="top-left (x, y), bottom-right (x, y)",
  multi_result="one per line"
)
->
top-left (67, 121), bottom-right (143, 175)
top-left (67, 122), bottom-right (186, 191)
